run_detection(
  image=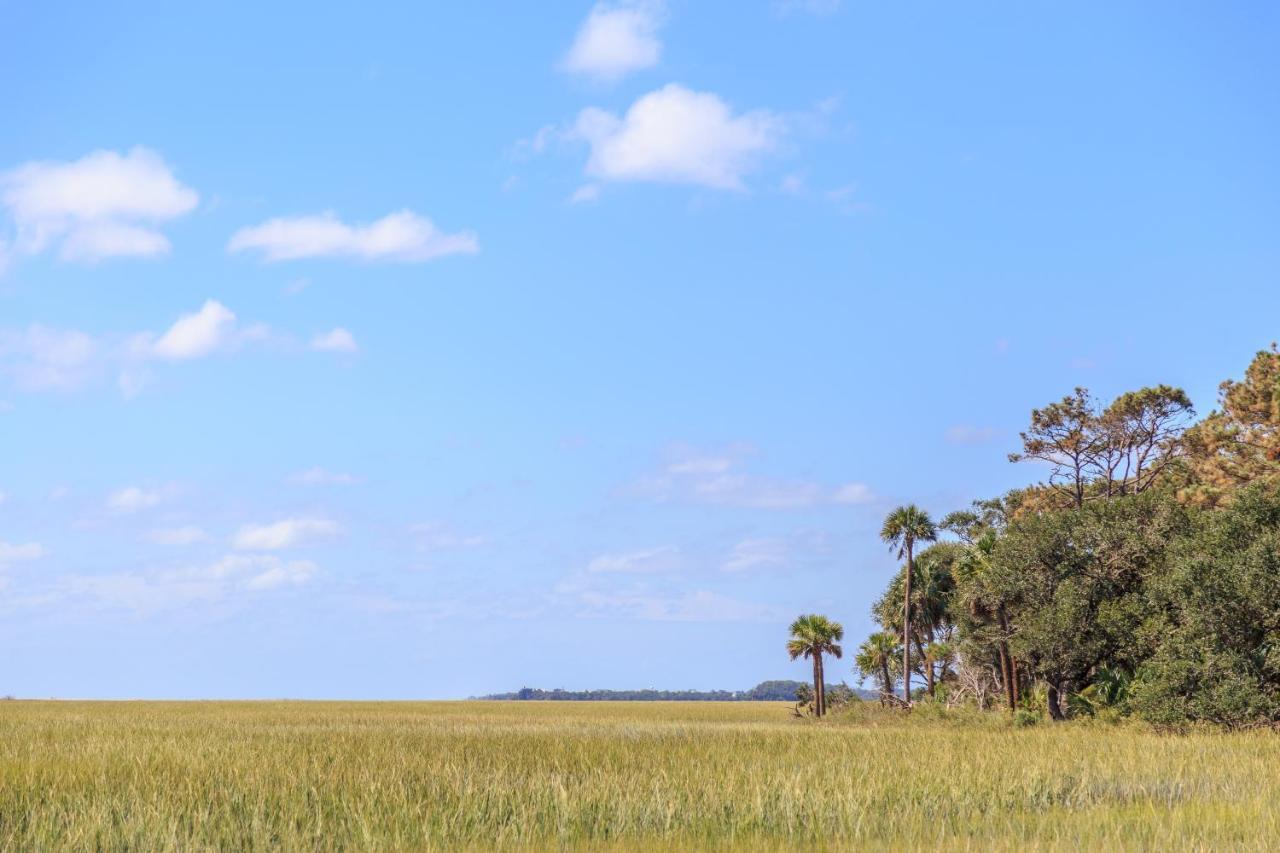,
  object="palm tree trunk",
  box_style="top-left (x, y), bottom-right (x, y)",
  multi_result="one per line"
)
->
top-left (914, 635), bottom-right (934, 697)
top-left (817, 654), bottom-right (826, 717)
top-left (811, 655), bottom-right (822, 718)
top-left (902, 541), bottom-right (913, 705)
top-left (880, 657), bottom-right (891, 706)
